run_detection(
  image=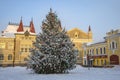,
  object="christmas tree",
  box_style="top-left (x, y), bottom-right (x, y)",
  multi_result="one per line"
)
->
top-left (27, 9), bottom-right (78, 74)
